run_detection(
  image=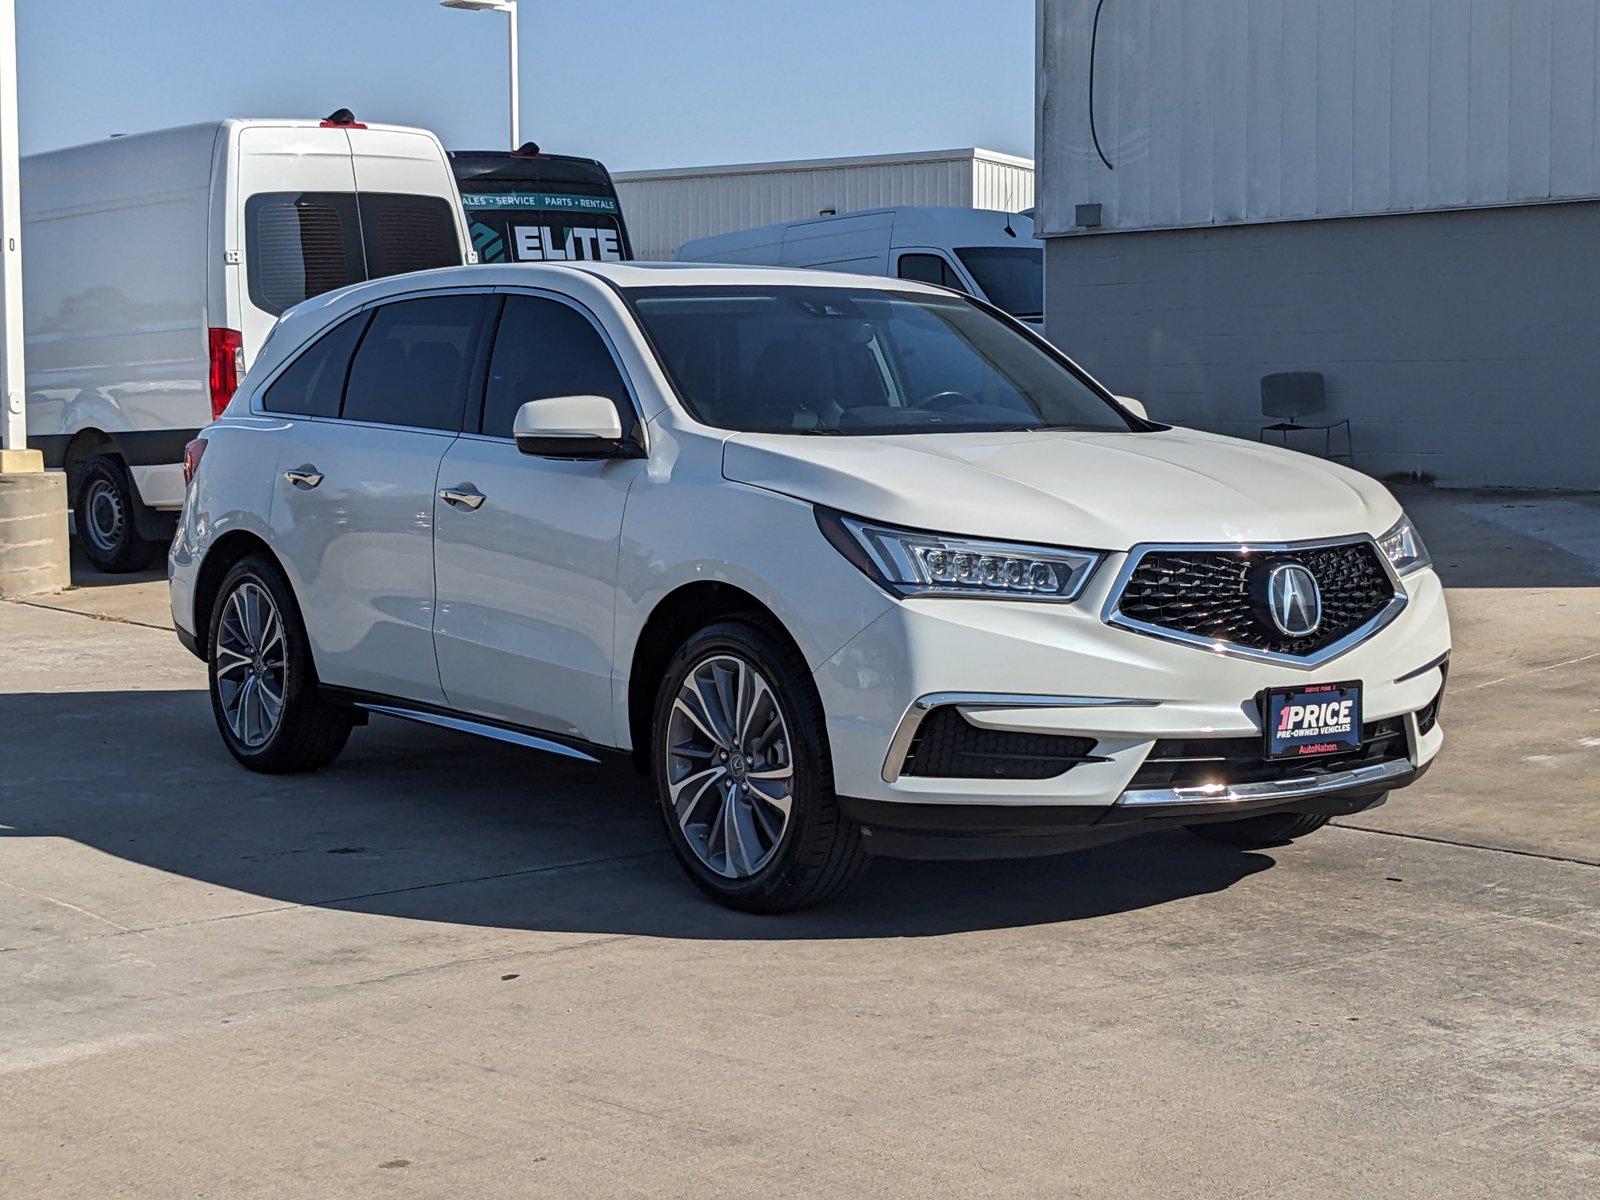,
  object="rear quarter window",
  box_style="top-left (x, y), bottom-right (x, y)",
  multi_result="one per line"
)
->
top-left (261, 312), bottom-right (369, 418)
